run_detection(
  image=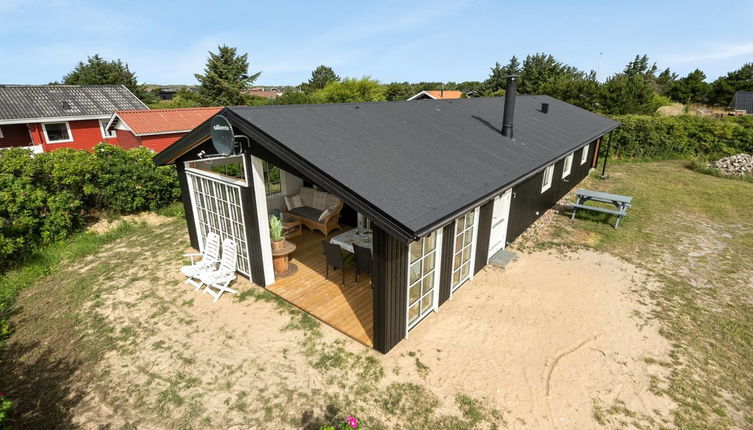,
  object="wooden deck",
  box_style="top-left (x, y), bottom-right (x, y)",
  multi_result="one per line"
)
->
top-left (267, 228), bottom-right (373, 346)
